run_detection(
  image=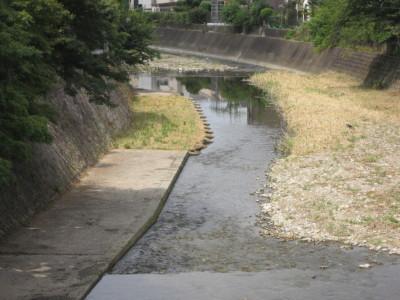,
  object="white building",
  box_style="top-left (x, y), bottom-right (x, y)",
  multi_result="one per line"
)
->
top-left (130, 0), bottom-right (178, 11)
